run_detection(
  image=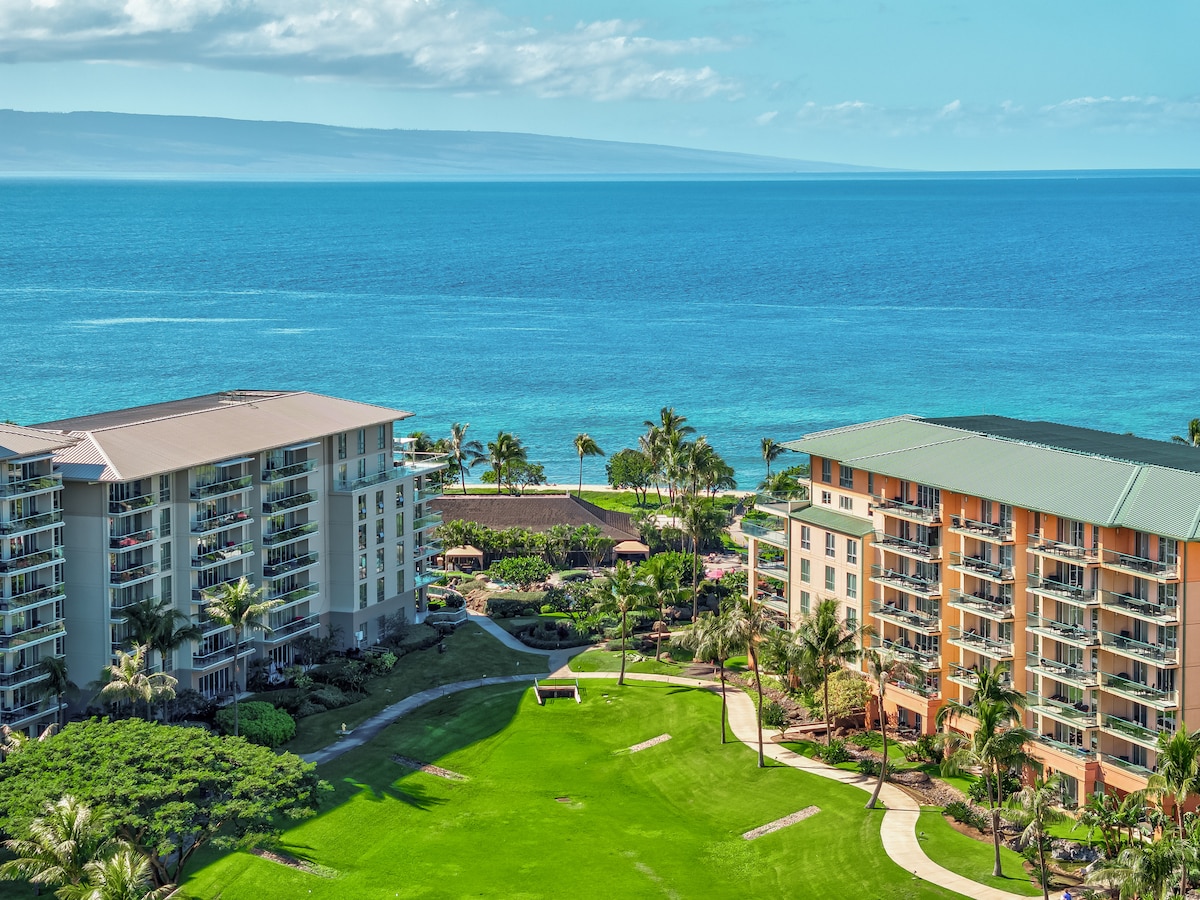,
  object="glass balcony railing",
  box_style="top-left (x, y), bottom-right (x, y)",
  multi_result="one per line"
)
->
top-left (0, 581), bottom-right (65, 612)
top-left (0, 663), bottom-right (52, 688)
top-left (948, 552), bottom-right (1014, 583)
top-left (947, 589), bottom-right (1013, 621)
top-left (871, 496), bottom-right (940, 524)
top-left (191, 541), bottom-right (254, 569)
top-left (413, 511), bottom-right (444, 531)
top-left (873, 636), bottom-right (939, 669)
top-left (261, 613), bottom-right (321, 644)
top-left (1103, 550), bottom-right (1179, 580)
top-left (1026, 653), bottom-right (1099, 688)
top-left (109, 526), bottom-right (156, 550)
top-left (262, 490), bottom-right (318, 514)
top-left (268, 582), bottom-right (319, 607)
top-left (0, 475), bottom-right (60, 498)
top-left (1100, 630), bottom-right (1178, 666)
top-left (392, 450), bottom-right (450, 478)
top-left (870, 565), bottom-right (940, 598)
top-left (1026, 613), bottom-right (1099, 648)
top-left (261, 459), bottom-right (317, 483)
top-left (741, 520), bottom-right (788, 548)
top-left (192, 576), bottom-right (244, 605)
top-left (191, 507), bottom-right (252, 534)
top-left (414, 486), bottom-right (443, 503)
top-left (108, 561), bottom-right (157, 585)
top-left (870, 598), bottom-right (940, 633)
top-left (1102, 752), bottom-right (1154, 778)
top-left (190, 474), bottom-right (253, 501)
top-left (1, 698), bottom-right (60, 725)
top-left (1103, 713), bottom-right (1170, 748)
top-left (947, 626), bottom-right (1013, 660)
top-left (0, 547), bottom-right (64, 574)
top-left (0, 509), bottom-right (62, 535)
top-left (1034, 734), bottom-right (1093, 760)
top-left (1101, 673), bottom-right (1178, 709)
top-left (263, 552), bottom-right (319, 578)
top-left (333, 468), bottom-right (403, 493)
top-left (108, 493), bottom-right (157, 515)
top-left (413, 541), bottom-right (443, 562)
top-left (1028, 691), bottom-right (1097, 727)
top-left (1103, 591), bottom-right (1178, 624)
top-left (946, 663), bottom-right (1014, 693)
top-left (1026, 535), bottom-right (1100, 564)
top-left (0, 620), bottom-right (66, 650)
top-left (1026, 574), bottom-right (1099, 607)
top-left (874, 532), bottom-right (940, 560)
top-left (755, 558), bottom-right (788, 577)
top-left (192, 644), bottom-right (255, 669)
top-left (414, 571), bottom-right (443, 589)
top-left (262, 521), bottom-right (319, 547)
top-left (948, 515), bottom-right (1013, 543)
